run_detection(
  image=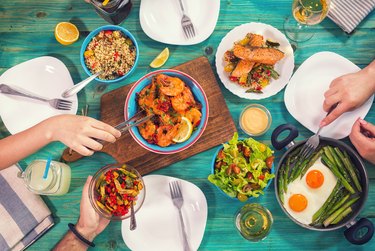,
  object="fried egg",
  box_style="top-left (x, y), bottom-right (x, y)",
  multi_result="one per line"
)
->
top-left (283, 157), bottom-right (337, 225)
